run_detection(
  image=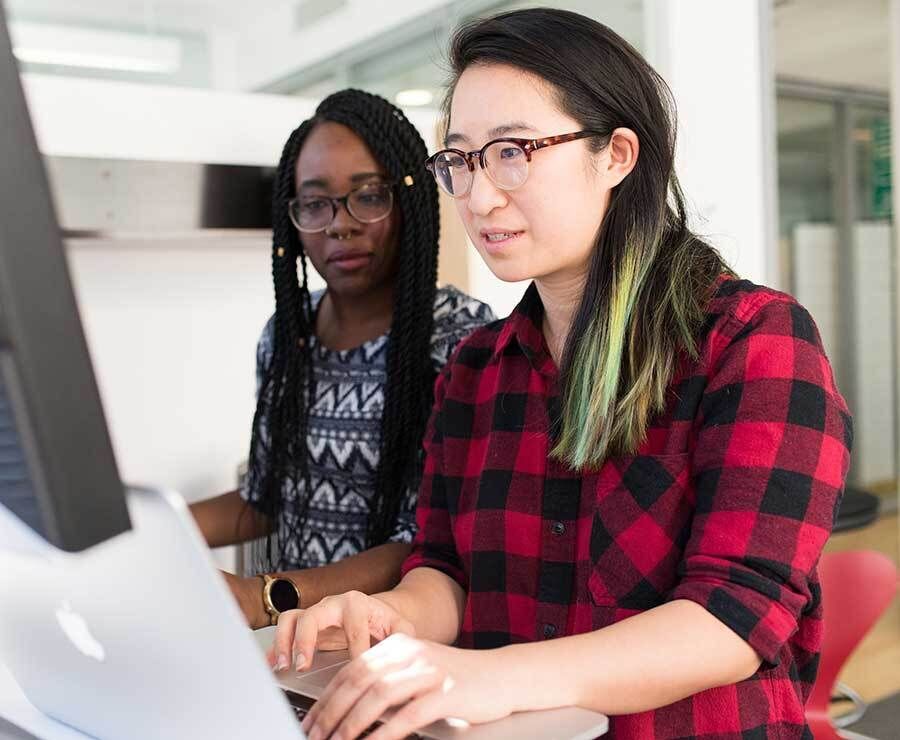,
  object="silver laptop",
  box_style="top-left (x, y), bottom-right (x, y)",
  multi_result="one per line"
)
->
top-left (0, 485), bottom-right (608, 740)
